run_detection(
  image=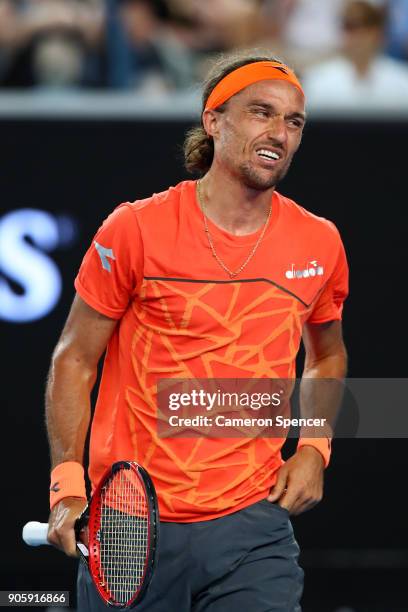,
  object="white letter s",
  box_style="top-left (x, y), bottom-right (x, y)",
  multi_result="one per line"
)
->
top-left (0, 209), bottom-right (62, 322)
